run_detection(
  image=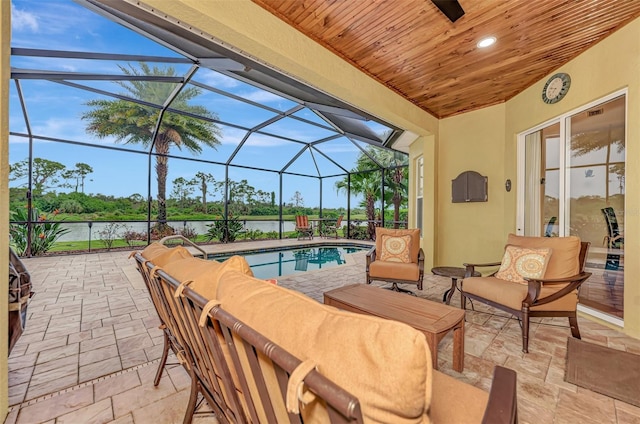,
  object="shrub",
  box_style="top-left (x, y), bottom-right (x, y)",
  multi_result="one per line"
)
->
top-left (98, 223), bottom-right (122, 250)
top-left (180, 224), bottom-right (198, 241)
top-left (123, 226), bottom-right (147, 247)
top-left (347, 221), bottom-right (370, 240)
top-left (150, 224), bottom-right (175, 240)
top-left (246, 229), bottom-right (263, 240)
top-left (205, 217), bottom-right (244, 243)
top-left (265, 231), bottom-right (278, 239)
top-left (9, 206), bottom-right (70, 256)
top-left (59, 199), bottom-right (84, 214)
